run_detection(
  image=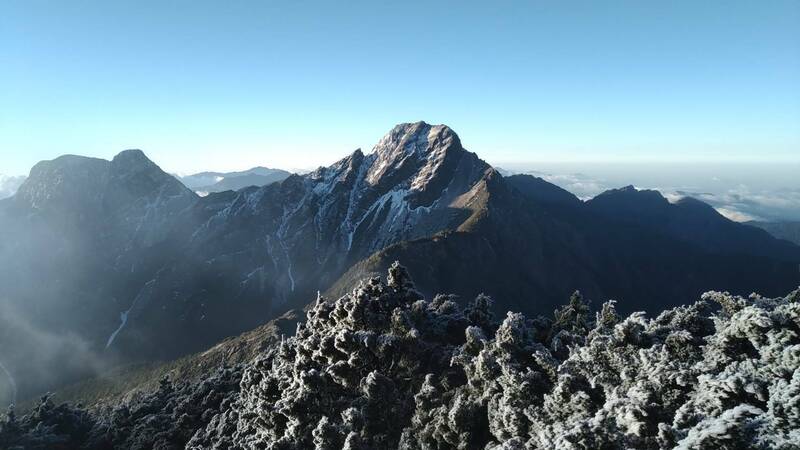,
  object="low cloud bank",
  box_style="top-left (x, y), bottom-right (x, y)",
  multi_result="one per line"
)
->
top-left (500, 163), bottom-right (800, 222)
